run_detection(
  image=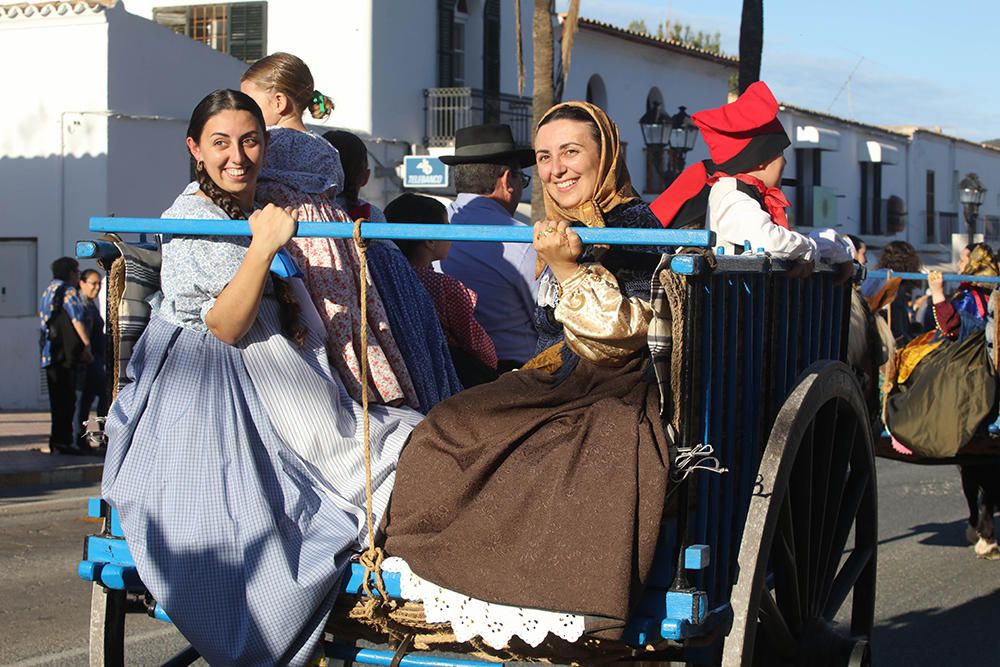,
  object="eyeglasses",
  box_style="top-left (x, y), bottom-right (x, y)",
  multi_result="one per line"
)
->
top-left (511, 171), bottom-right (531, 188)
